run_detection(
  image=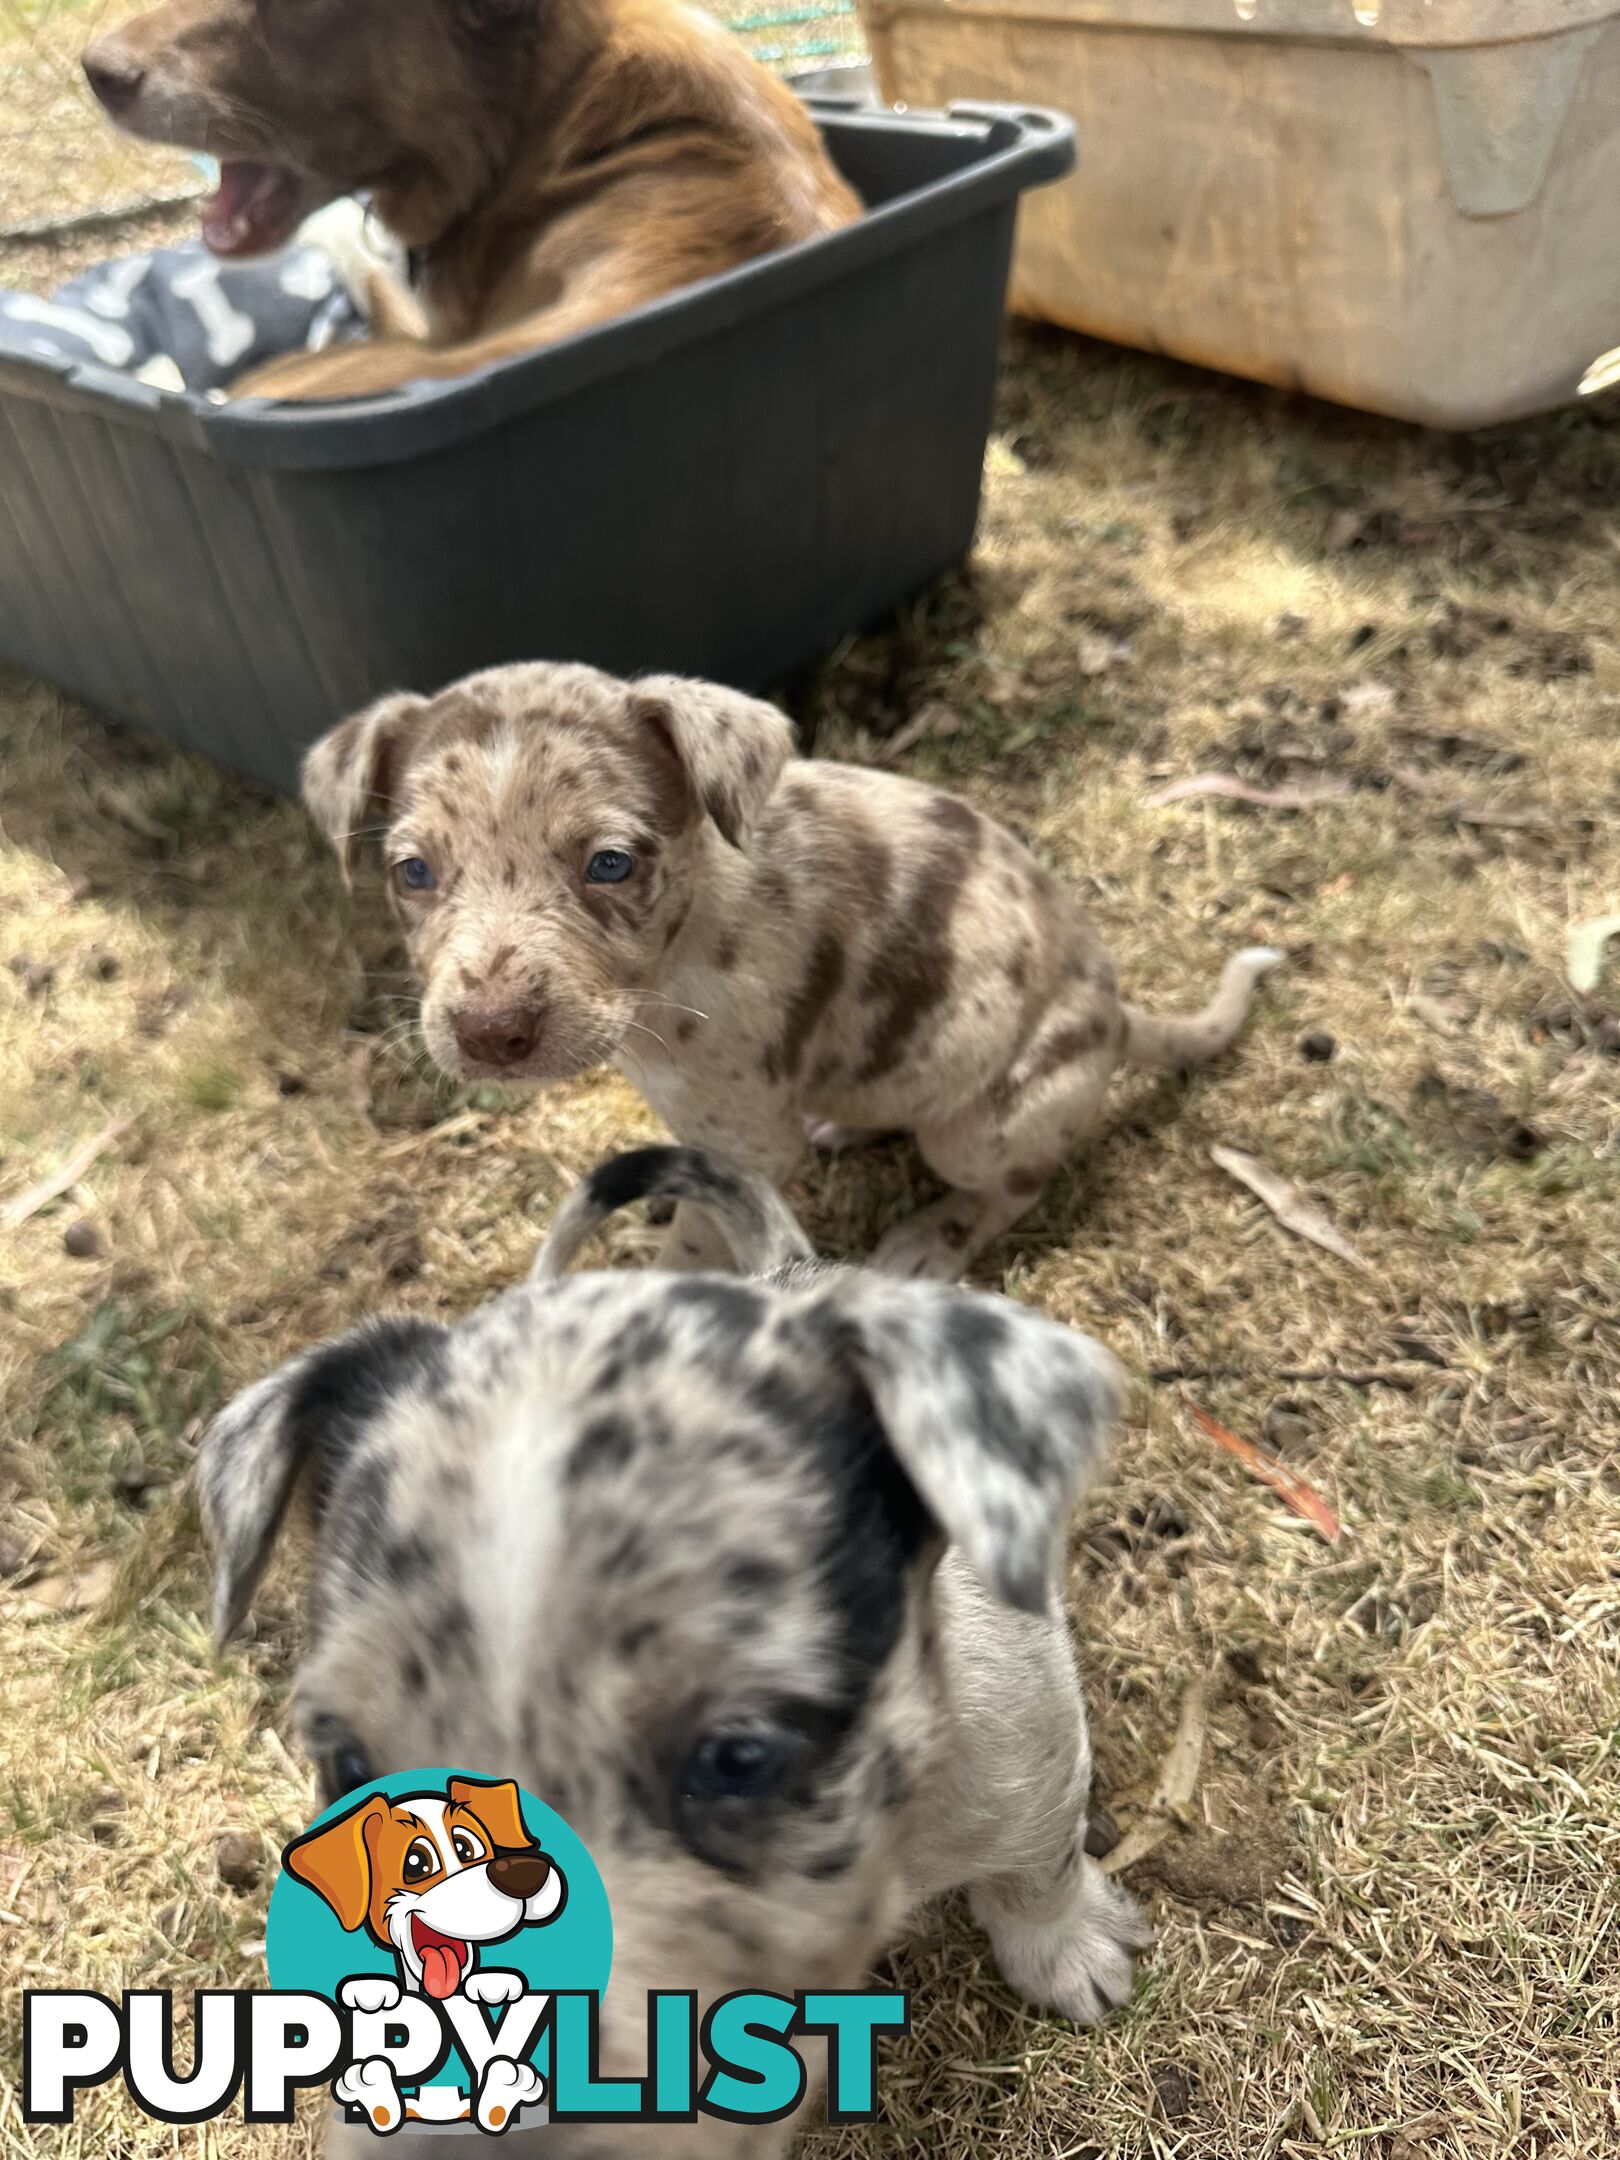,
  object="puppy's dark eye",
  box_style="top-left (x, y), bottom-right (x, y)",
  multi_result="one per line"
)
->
top-left (450, 1829), bottom-right (485, 1865)
top-left (681, 1731), bottom-right (800, 1803)
top-left (393, 856), bottom-right (437, 894)
top-left (314, 1733), bottom-right (375, 1806)
top-left (585, 849), bottom-right (635, 885)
